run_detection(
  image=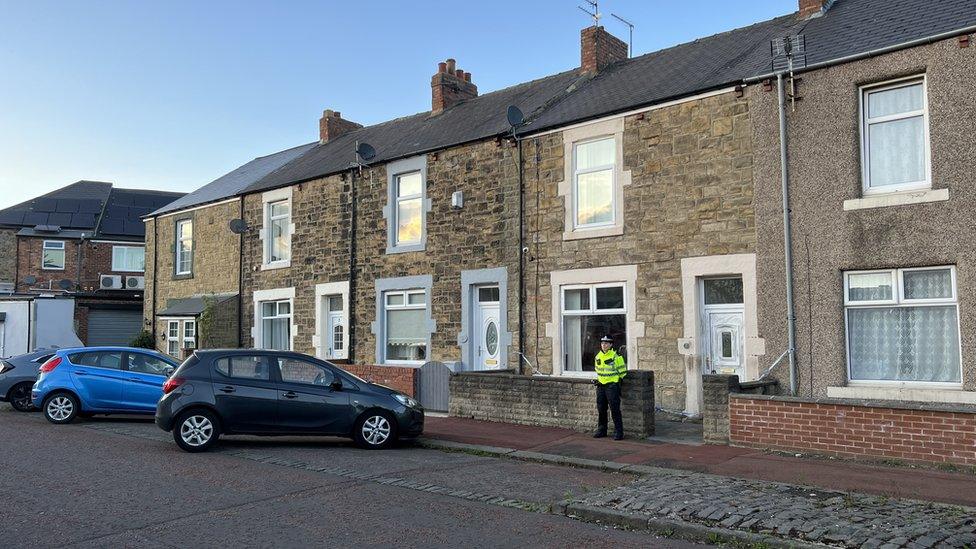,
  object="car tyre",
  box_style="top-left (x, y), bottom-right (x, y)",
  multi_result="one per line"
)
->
top-left (173, 409), bottom-right (221, 453)
top-left (42, 392), bottom-right (79, 424)
top-left (8, 382), bottom-right (35, 412)
top-left (353, 411), bottom-right (398, 450)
